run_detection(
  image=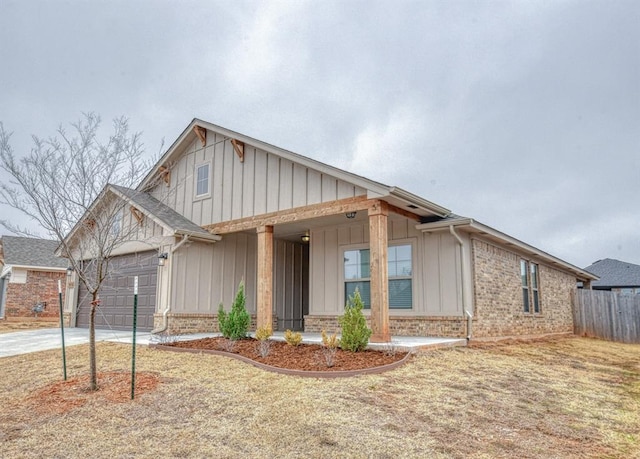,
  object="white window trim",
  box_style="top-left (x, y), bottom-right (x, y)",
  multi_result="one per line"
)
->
top-left (521, 259), bottom-right (542, 314)
top-left (194, 162), bottom-right (212, 199)
top-left (340, 239), bottom-right (416, 313)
